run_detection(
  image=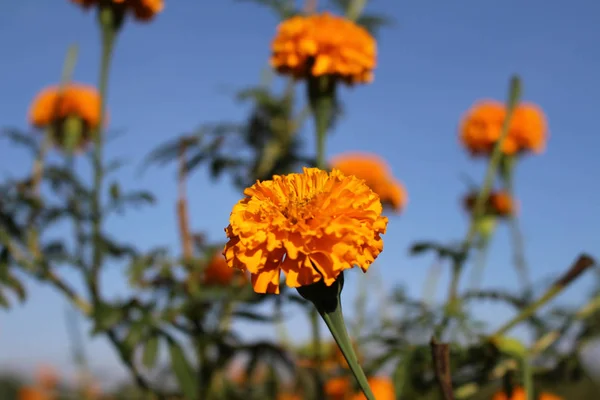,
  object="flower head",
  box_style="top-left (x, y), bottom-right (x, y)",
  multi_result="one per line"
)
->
top-left (330, 152), bottom-right (407, 213)
top-left (224, 167), bottom-right (388, 294)
top-left (351, 377), bottom-right (395, 400)
top-left (270, 13), bottom-right (376, 84)
top-left (28, 83), bottom-right (103, 150)
top-left (70, 0), bottom-right (164, 22)
top-left (324, 376), bottom-right (352, 400)
top-left (492, 387), bottom-right (563, 400)
top-left (18, 387), bottom-right (50, 400)
top-left (460, 100), bottom-right (548, 156)
top-left (463, 190), bottom-right (517, 218)
top-left (203, 252), bottom-right (247, 286)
